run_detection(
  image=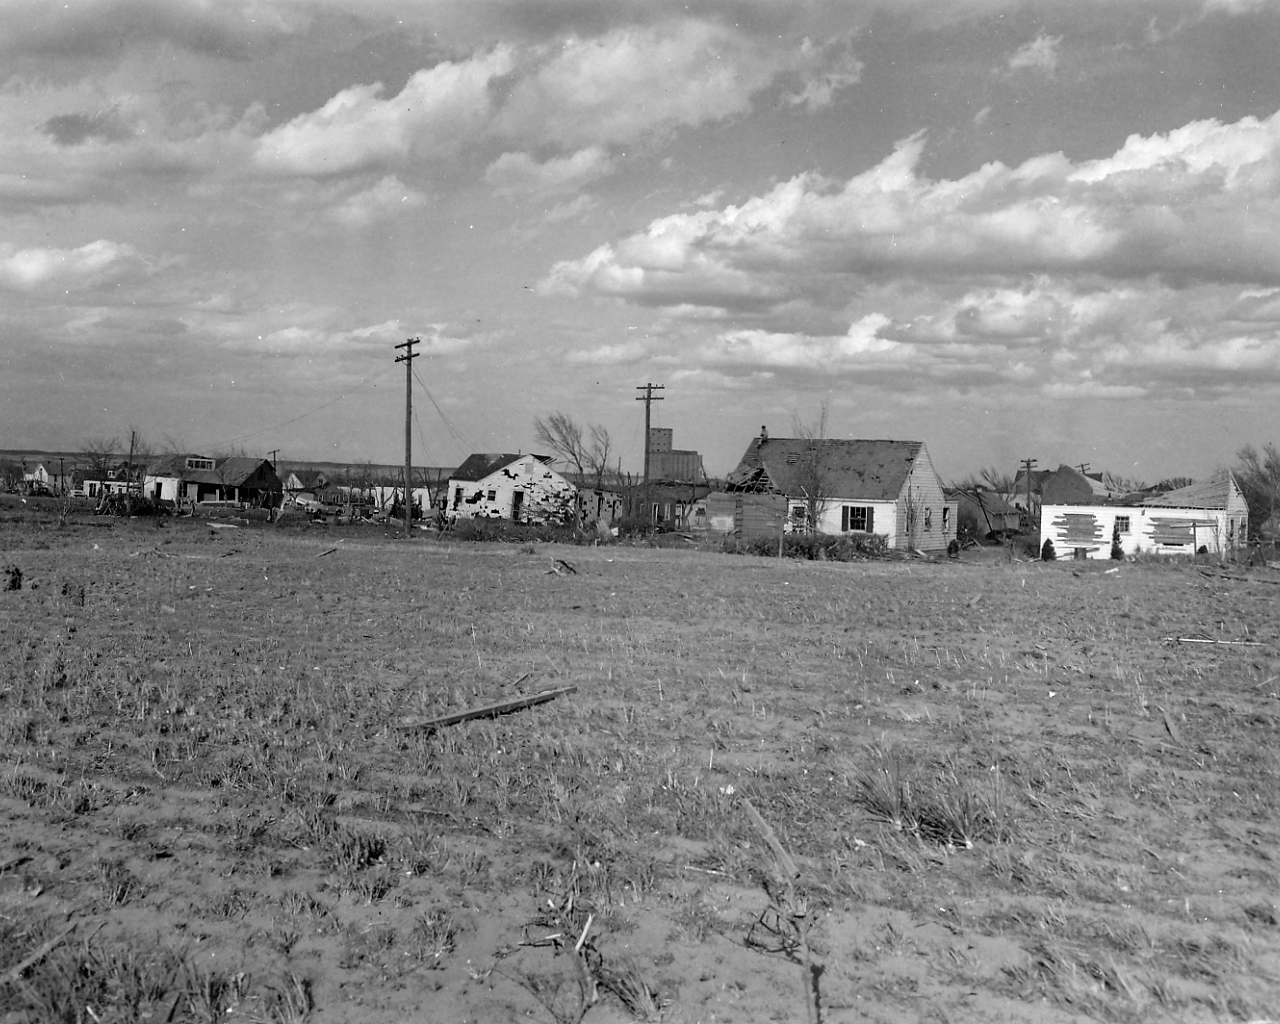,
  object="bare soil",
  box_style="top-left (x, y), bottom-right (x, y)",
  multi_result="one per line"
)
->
top-left (1, 505), bottom-right (1279, 1023)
